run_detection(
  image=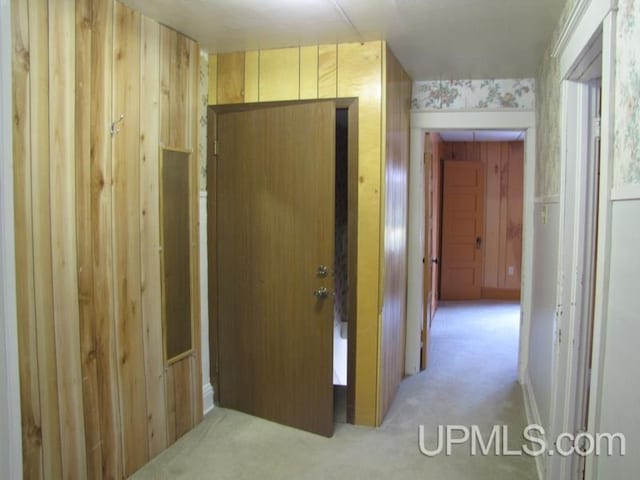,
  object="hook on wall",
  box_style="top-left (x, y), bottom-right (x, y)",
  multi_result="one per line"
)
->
top-left (110, 114), bottom-right (124, 136)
